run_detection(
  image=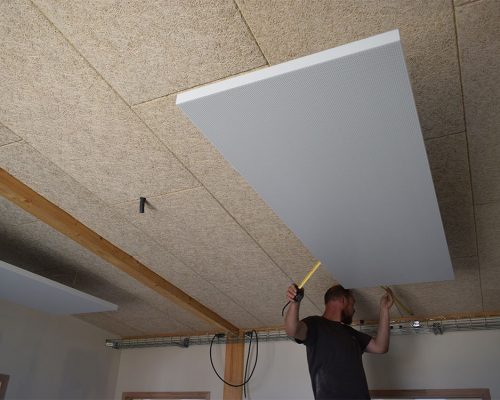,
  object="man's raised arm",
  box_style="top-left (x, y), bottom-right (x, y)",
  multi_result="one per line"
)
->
top-left (284, 285), bottom-right (308, 341)
top-left (366, 288), bottom-right (394, 354)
